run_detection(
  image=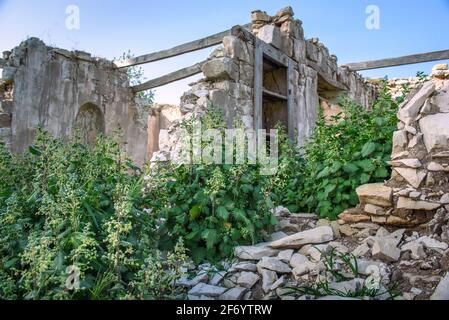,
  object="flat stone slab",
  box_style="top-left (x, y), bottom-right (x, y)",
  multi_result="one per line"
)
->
top-left (269, 226), bottom-right (334, 249)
